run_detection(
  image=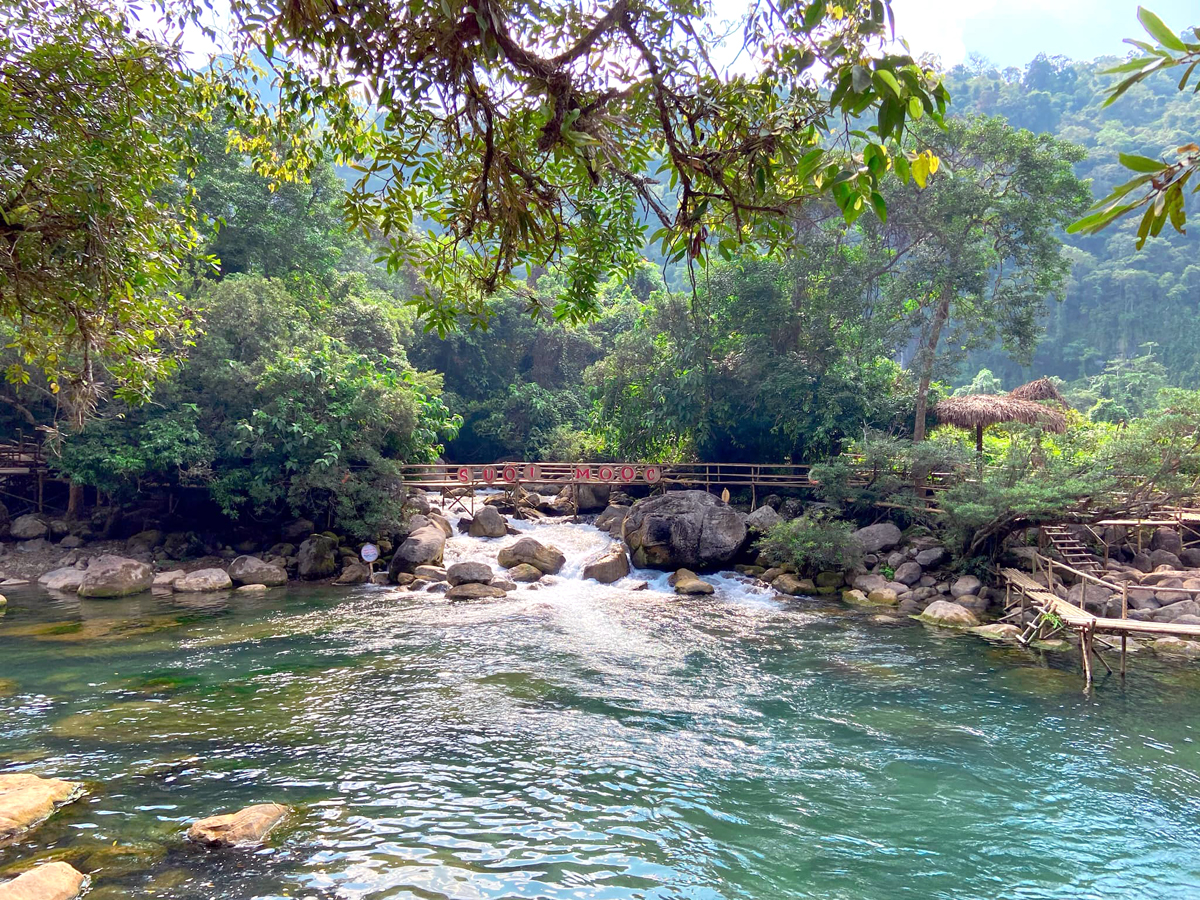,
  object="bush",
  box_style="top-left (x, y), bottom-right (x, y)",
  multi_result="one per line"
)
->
top-left (755, 514), bottom-right (864, 574)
